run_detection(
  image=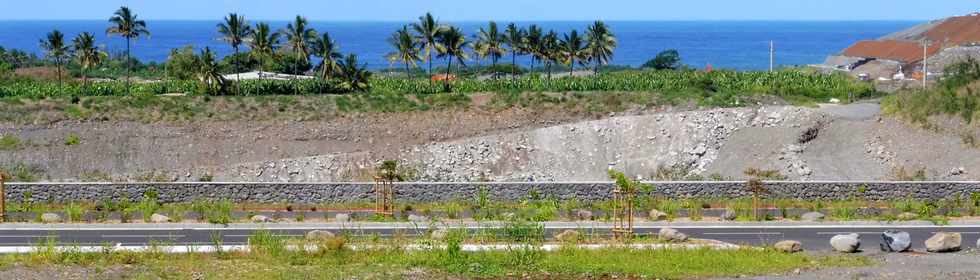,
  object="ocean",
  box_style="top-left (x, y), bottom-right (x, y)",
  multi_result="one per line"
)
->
top-left (0, 20), bottom-right (919, 71)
